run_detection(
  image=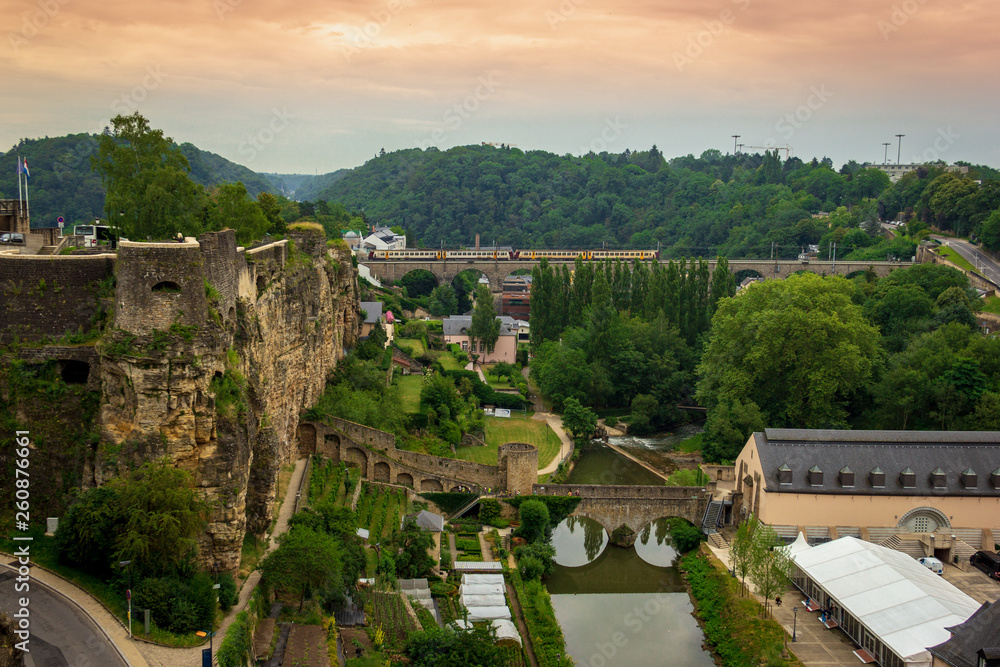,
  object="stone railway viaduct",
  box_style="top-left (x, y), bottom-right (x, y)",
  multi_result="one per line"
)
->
top-left (298, 417), bottom-right (712, 536)
top-left (362, 258), bottom-right (912, 294)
